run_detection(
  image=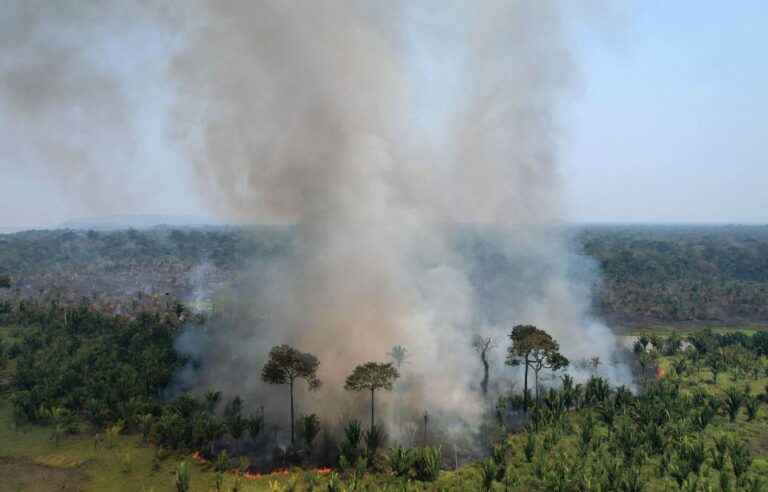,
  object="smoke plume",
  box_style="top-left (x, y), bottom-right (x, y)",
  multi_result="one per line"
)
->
top-left (171, 0), bottom-right (632, 432)
top-left (2, 0), bottom-right (631, 435)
